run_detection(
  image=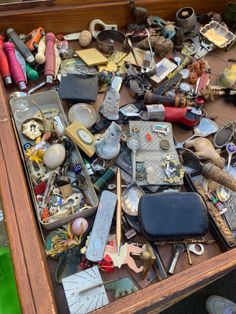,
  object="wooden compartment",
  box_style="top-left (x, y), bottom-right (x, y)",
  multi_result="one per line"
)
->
top-left (0, 1), bottom-right (236, 314)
